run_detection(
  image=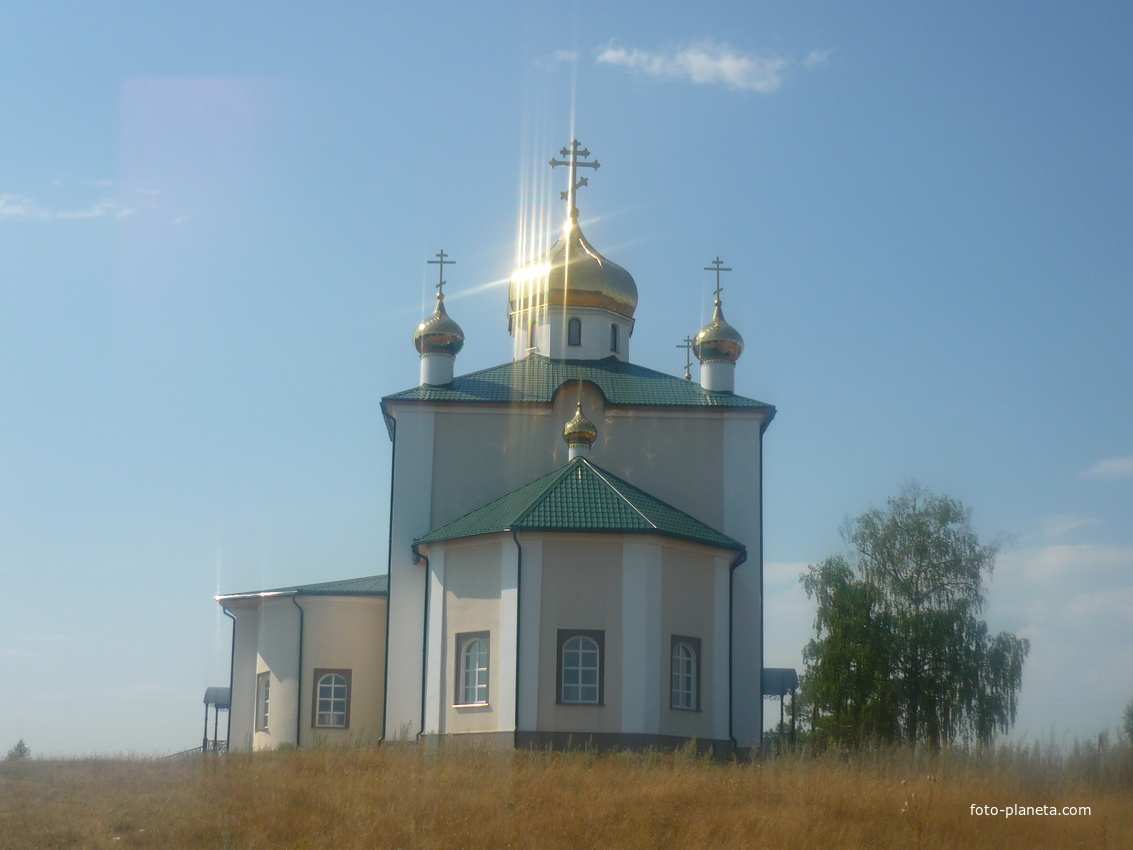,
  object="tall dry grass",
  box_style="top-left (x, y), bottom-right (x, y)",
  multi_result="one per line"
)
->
top-left (1, 741), bottom-right (1130, 849)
